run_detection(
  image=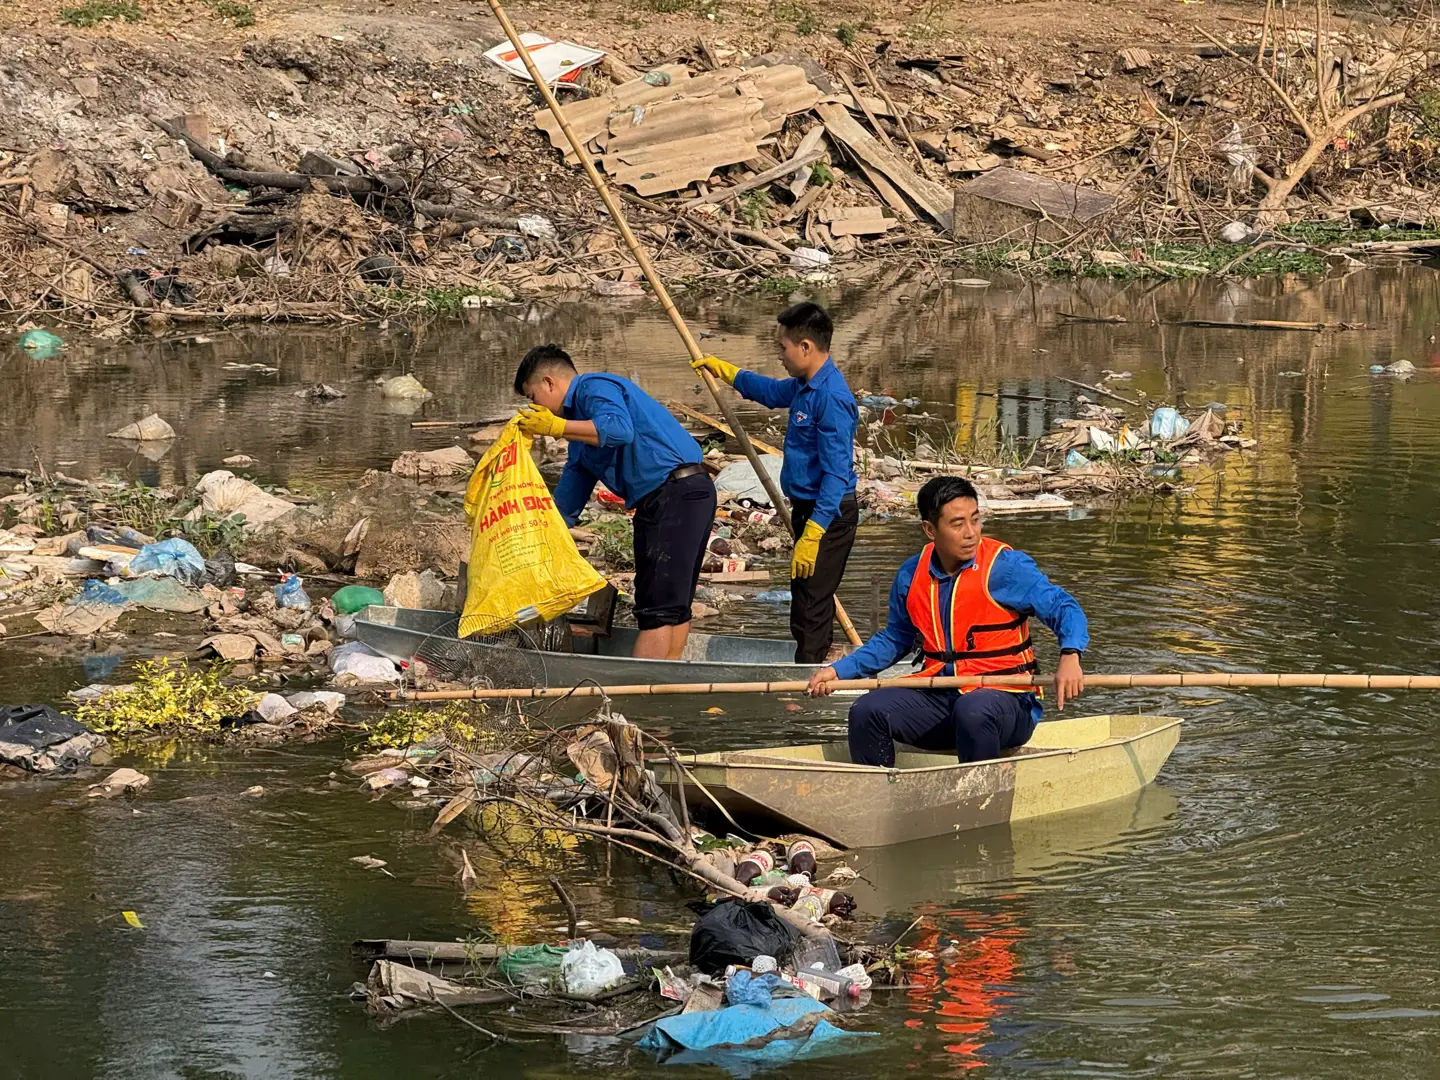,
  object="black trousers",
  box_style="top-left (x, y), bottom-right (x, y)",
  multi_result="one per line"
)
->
top-left (632, 471), bottom-right (717, 630)
top-left (788, 493), bottom-right (858, 664)
top-left (848, 688), bottom-right (1036, 766)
